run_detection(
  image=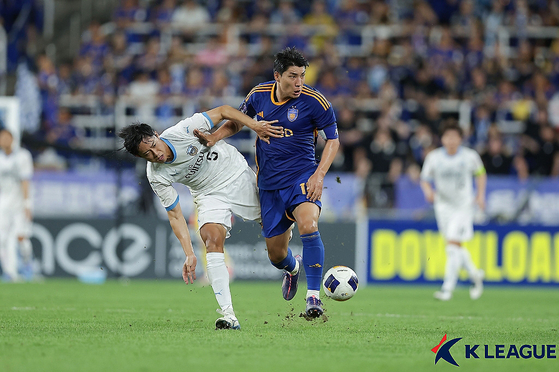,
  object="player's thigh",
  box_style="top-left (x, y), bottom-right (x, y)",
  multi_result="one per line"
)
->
top-left (265, 229), bottom-right (292, 262)
top-left (434, 205), bottom-right (452, 239)
top-left (446, 208), bottom-right (474, 243)
top-left (199, 223), bottom-right (227, 253)
top-left (259, 189), bottom-right (294, 239)
top-left (196, 193), bottom-right (234, 239)
top-left (292, 202), bottom-right (320, 235)
top-left (228, 168), bottom-right (261, 222)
